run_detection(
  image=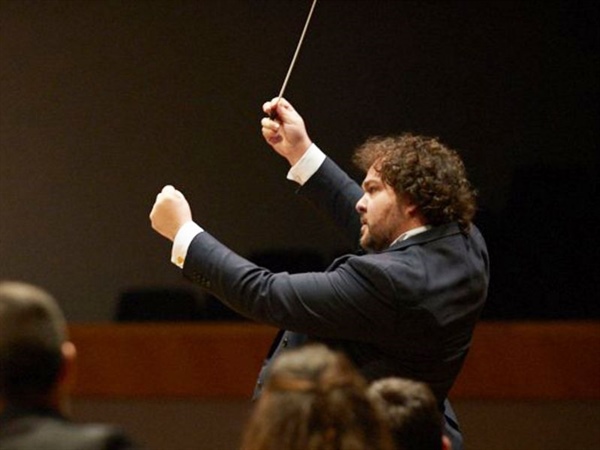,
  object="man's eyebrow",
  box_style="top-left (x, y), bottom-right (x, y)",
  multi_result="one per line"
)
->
top-left (361, 179), bottom-right (380, 190)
